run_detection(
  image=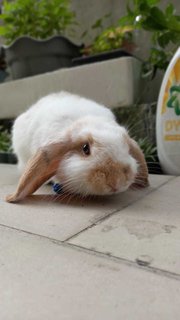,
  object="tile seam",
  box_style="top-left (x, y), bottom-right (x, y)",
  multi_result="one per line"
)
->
top-left (0, 222), bottom-right (179, 282)
top-left (64, 175), bottom-right (176, 242)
